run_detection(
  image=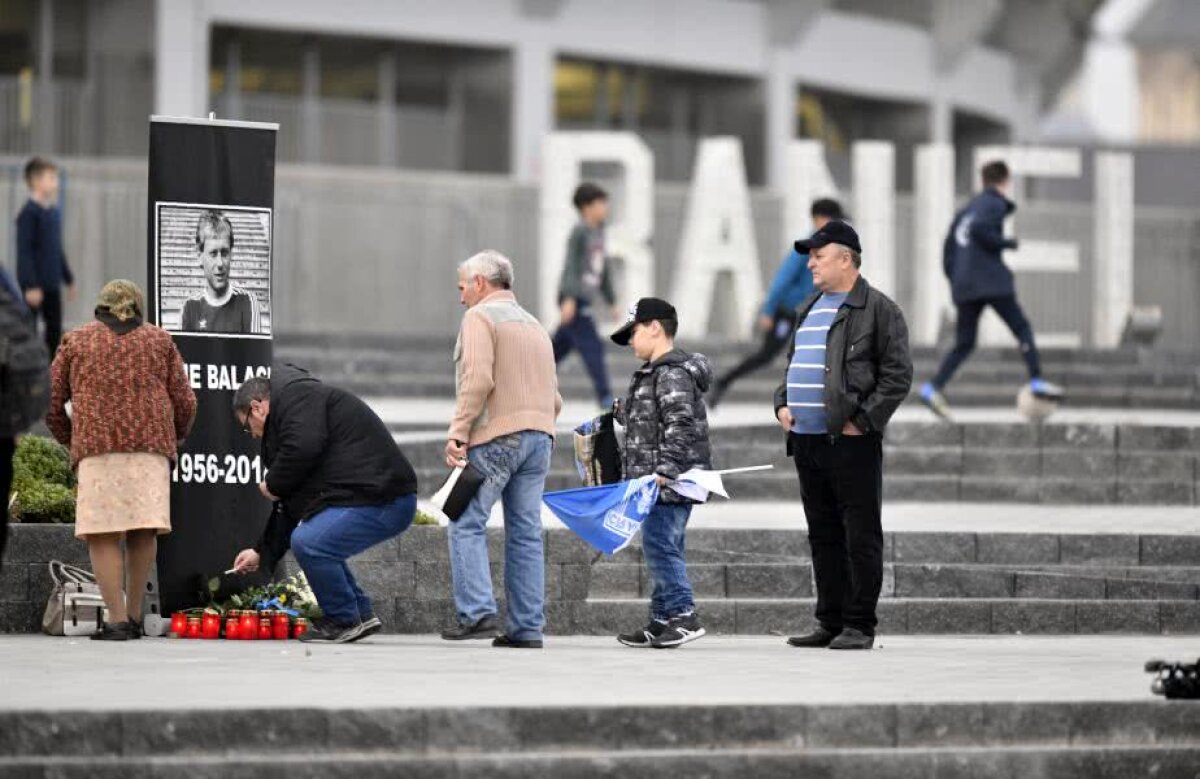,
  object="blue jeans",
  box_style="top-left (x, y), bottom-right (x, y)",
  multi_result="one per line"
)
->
top-left (642, 502), bottom-right (695, 620)
top-left (932, 296), bottom-right (1041, 389)
top-left (448, 431), bottom-right (553, 641)
top-left (290, 493), bottom-right (417, 626)
top-left (552, 312), bottom-right (612, 406)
